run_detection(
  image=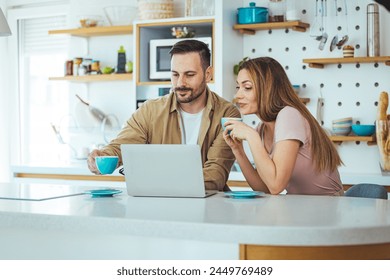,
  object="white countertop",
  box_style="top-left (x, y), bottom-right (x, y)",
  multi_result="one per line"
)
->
top-left (1, 182), bottom-right (390, 247)
top-left (229, 171), bottom-right (390, 186)
top-left (12, 164), bottom-right (390, 186)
